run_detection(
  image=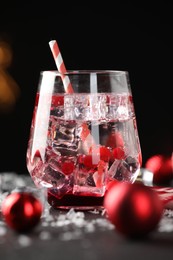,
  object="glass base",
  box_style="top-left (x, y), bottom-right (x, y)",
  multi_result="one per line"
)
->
top-left (47, 190), bottom-right (104, 211)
